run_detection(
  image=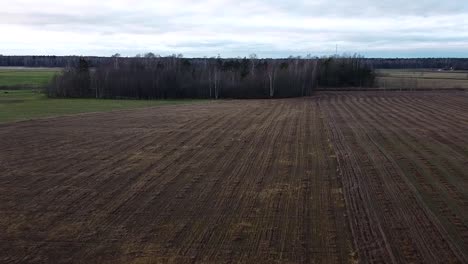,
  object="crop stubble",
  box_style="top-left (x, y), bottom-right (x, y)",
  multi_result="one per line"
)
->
top-left (0, 91), bottom-right (467, 263)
